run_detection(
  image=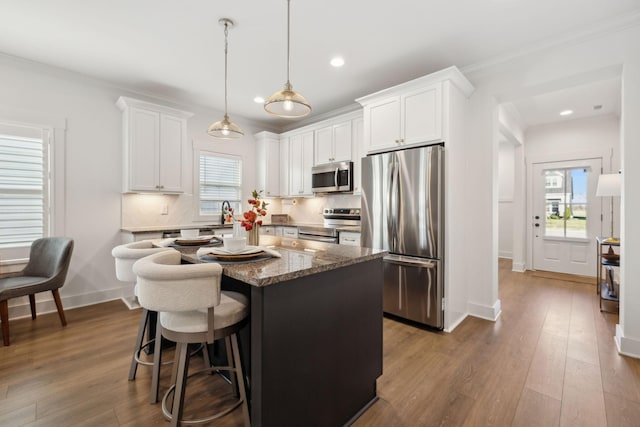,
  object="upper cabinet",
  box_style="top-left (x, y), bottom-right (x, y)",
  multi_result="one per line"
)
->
top-left (279, 137), bottom-right (290, 197)
top-left (116, 96), bottom-right (193, 193)
top-left (255, 131), bottom-right (280, 198)
top-left (356, 66), bottom-right (474, 154)
top-left (351, 116), bottom-right (364, 195)
top-left (314, 120), bottom-right (352, 165)
top-left (288, 131), bottom-right (314, 196)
